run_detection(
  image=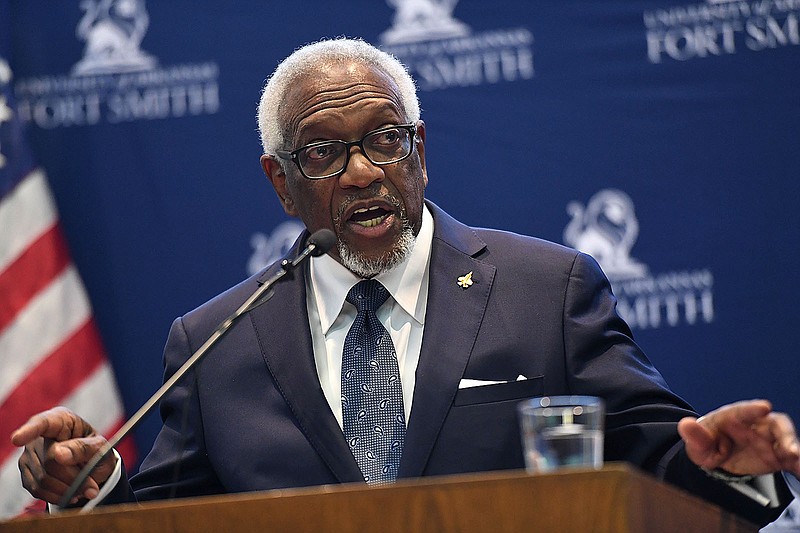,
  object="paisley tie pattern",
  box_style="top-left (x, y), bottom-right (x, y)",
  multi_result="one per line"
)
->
top-left (341, 280), bottom-right (405, 484)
